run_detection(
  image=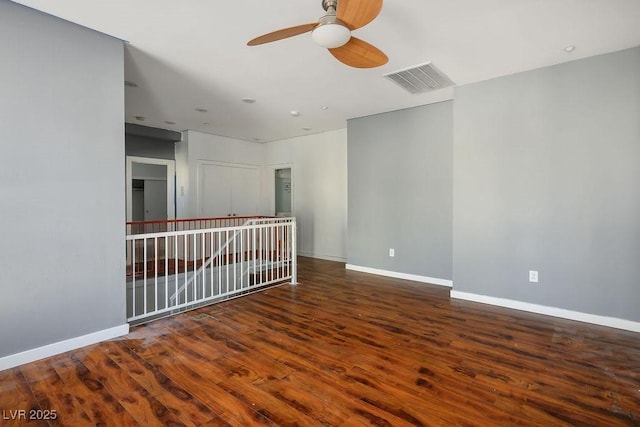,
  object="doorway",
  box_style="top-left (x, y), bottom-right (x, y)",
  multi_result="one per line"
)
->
top-left (275, 167), bottom-right (292, 217)
top-left (126, 156), bottom-right (175, 222)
